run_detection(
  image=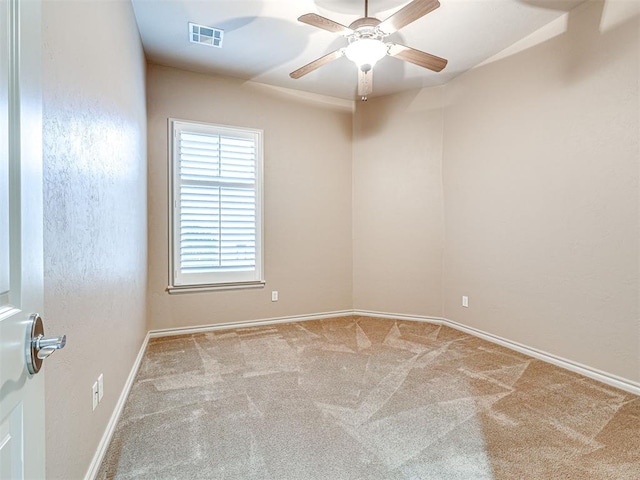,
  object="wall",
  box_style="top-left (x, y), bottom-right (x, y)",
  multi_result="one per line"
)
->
top-left (35, 0), bottom-right (639, 477)
top-left (441, 0), bottom-right (640, 382)
top-left (146, 0), bottom-right (639, 386)
top-left (352, 88), bottom-right (445, 316)
top-left (42, 0), bottom-right (148, 478)
top-left (146, 65), bottom-right (353, 330)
